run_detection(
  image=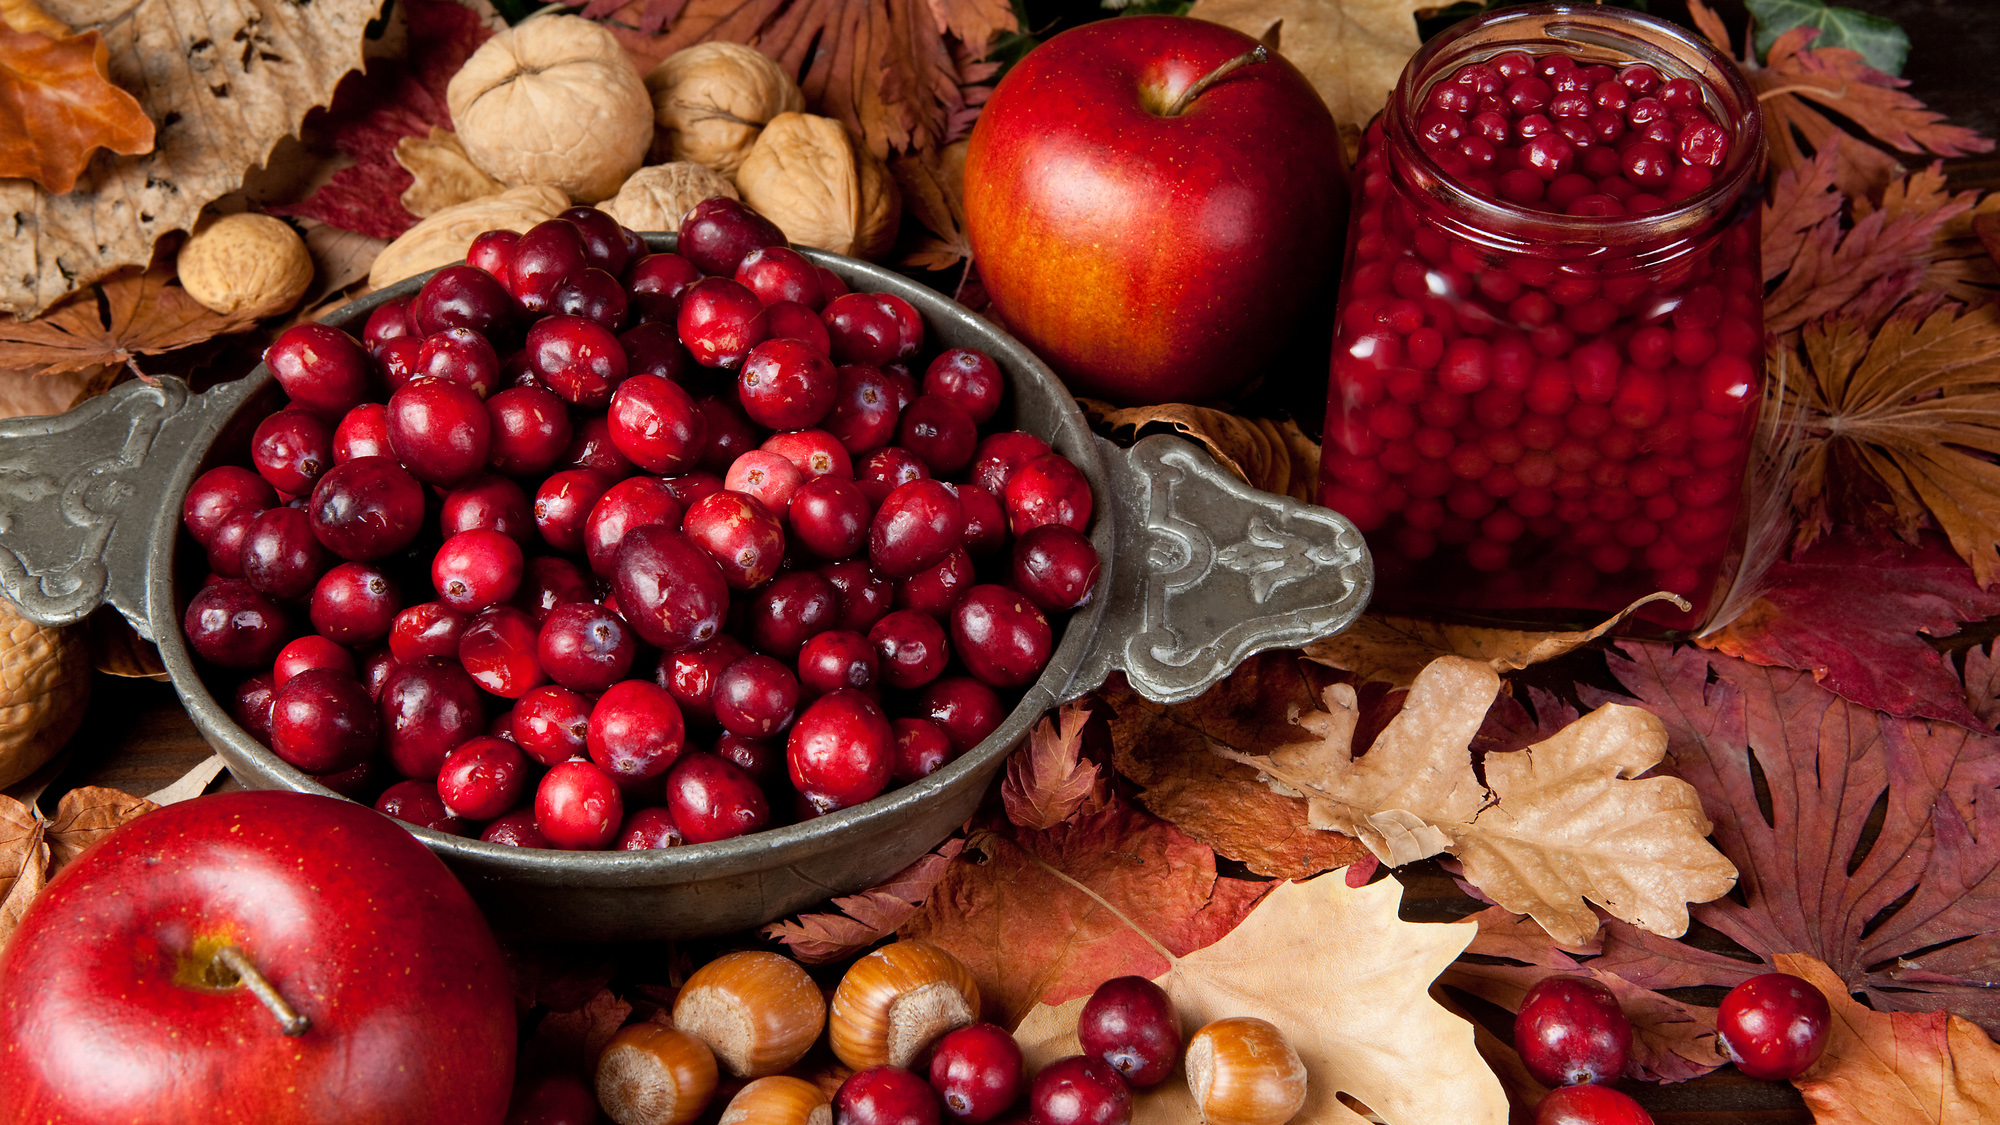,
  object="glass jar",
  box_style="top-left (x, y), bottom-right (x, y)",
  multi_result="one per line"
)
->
top-left (1319, 4), bottom-right (1765, 630)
